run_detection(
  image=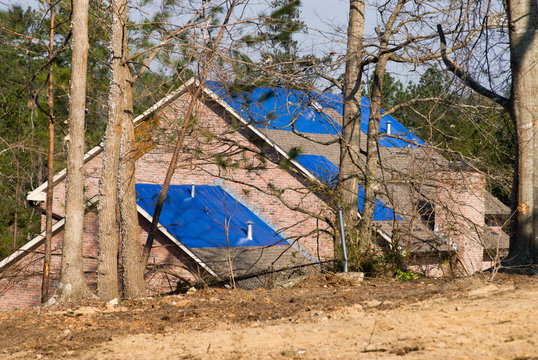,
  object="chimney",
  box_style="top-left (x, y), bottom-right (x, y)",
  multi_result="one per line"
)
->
top-left (191, 183), bottom-right (196, 198)
top-left (246, 221), bottom-right (254, 240)
top-left (386, 121), bottom-right (392, 135)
